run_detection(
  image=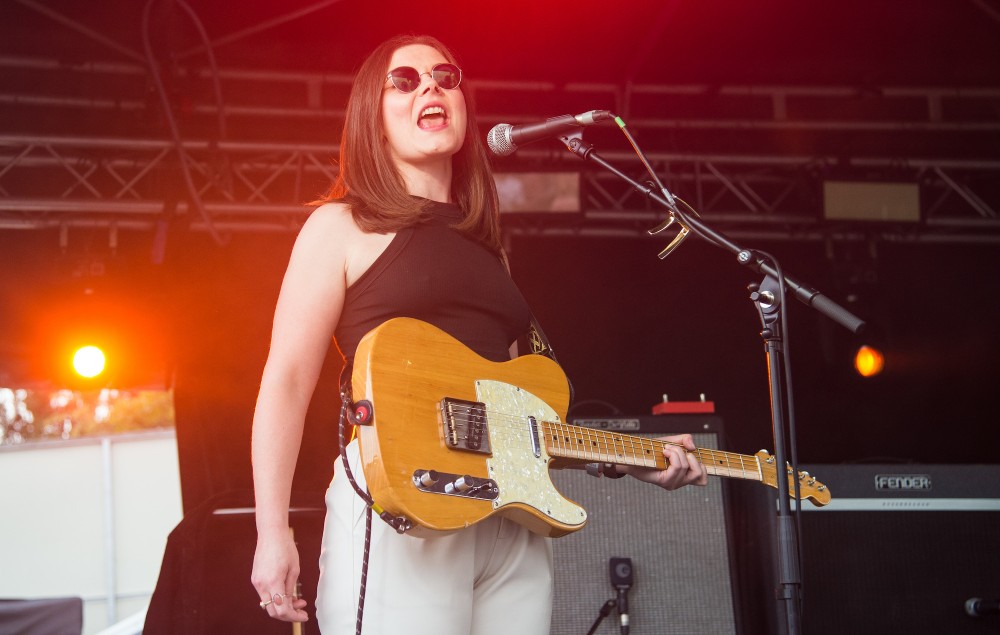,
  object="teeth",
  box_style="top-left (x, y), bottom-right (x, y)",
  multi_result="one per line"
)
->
top-left (420, 106), bottom-right (445, 118)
